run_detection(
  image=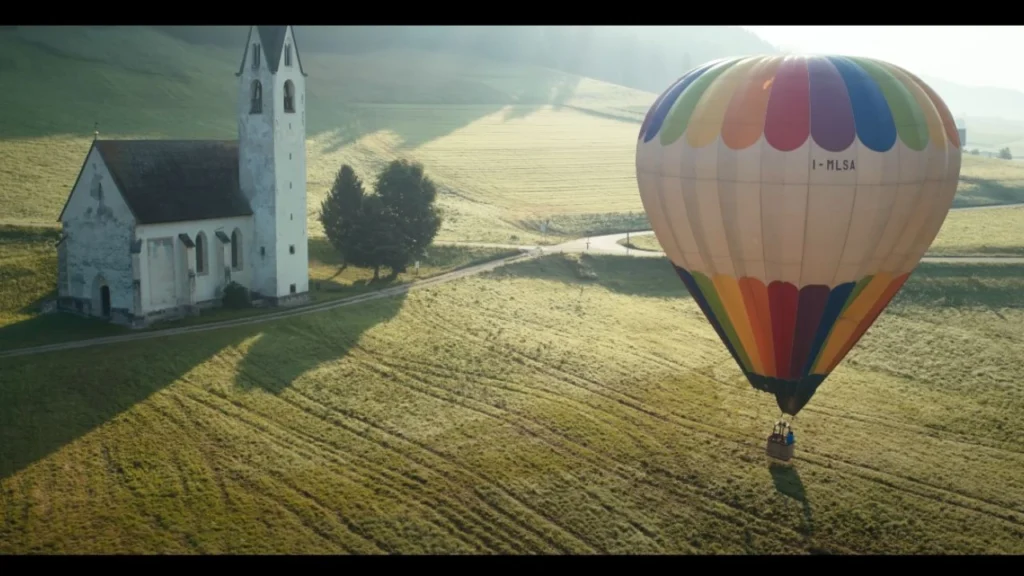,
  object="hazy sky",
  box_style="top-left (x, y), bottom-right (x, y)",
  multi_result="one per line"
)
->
top-left (742, 26), bottom-right (1024, 93)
